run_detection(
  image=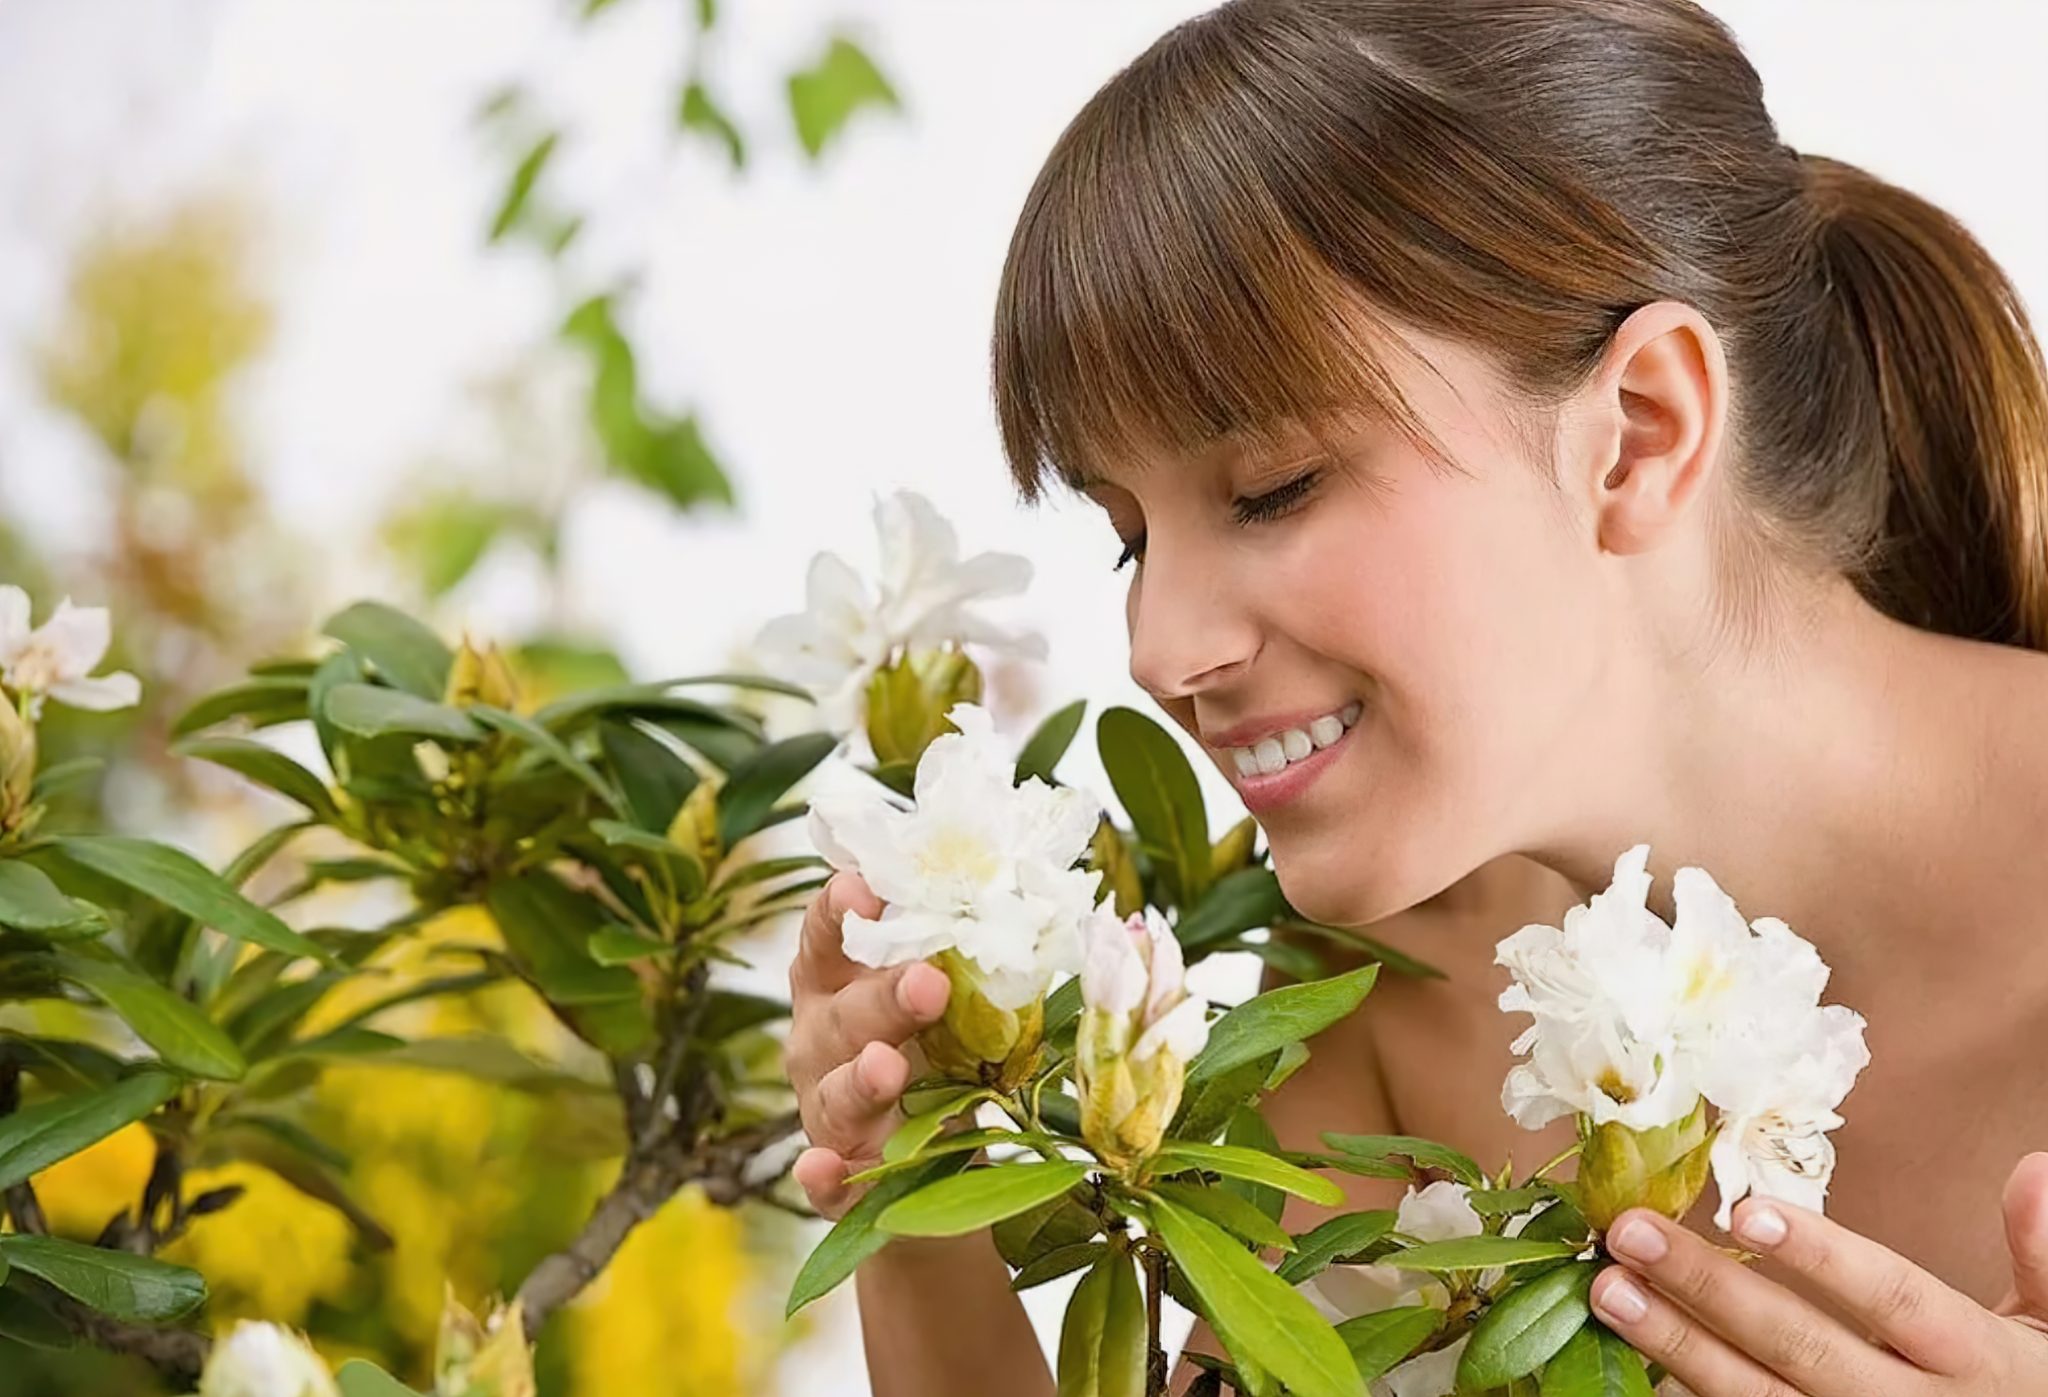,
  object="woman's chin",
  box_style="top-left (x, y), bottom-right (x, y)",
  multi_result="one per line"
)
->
top-left (1267, 829), bottom-right (1471, 931)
